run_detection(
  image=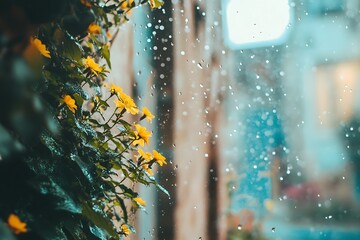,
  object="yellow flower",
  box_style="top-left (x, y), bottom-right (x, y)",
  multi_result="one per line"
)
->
top-left (31, 38), bottom-right (51, 58)
top-left (134, 197), bottom-right (146, 206)
top-left (106, 31), bottom-right (112, 39)
top-left (104, 83), bottom-right (123, 95)
top-left (114, 92), bottom-right (139, 115)
top-left (7, 214), bottom-right (27, 234)
top-left (63, 95), bottom-right (77, 113)
top-left (142, 107), bottom-right (154, 122)
top-left (84, 56), bottom-right (102, 76)
top-left (137, 148), bottom-right (153, 161)
top-left (121, 224), bottom-right (131, 236)
top-left (120, 0), bottom-right (134, 10)
top-left (148, 0), bottom-right (164, 9)
top-left (93, 95), bottom-right (99, 103)
top-left (88, 23), bottom-right (101, 34)
top-left (153, 150), bottom-right (167, 166)
top-left (133, 124), bottom-right (151, 146)
top-left (142, 164), bottom-right (154, 176)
